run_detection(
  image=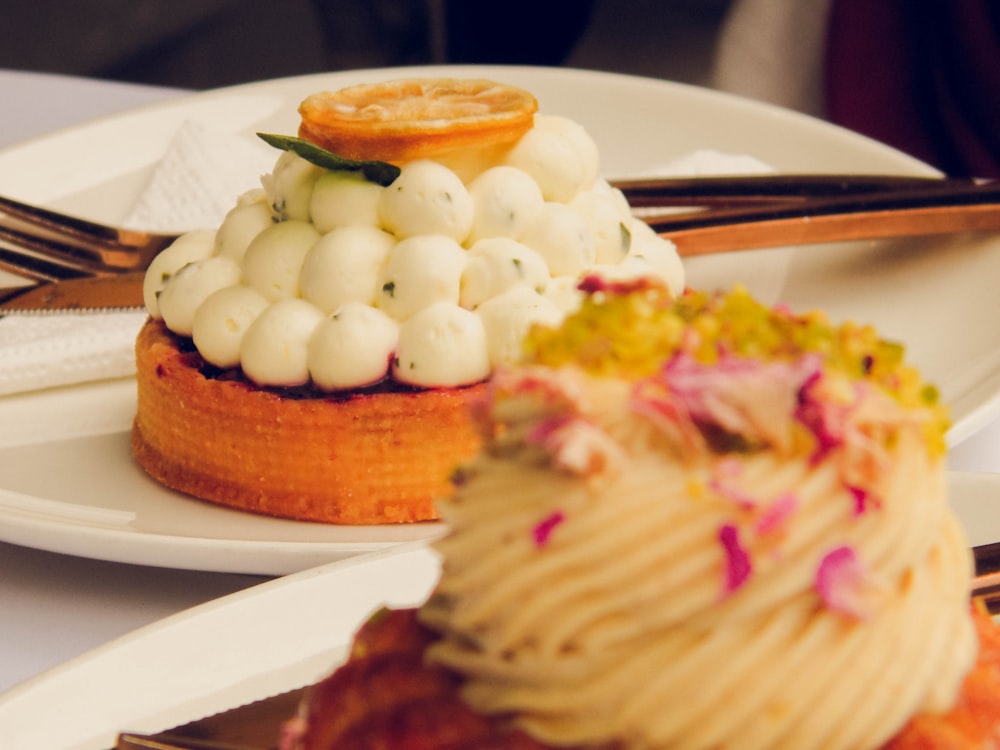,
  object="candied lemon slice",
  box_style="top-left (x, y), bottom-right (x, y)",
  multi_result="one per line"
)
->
top-left (298, 78), bottom-right (538, 164)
